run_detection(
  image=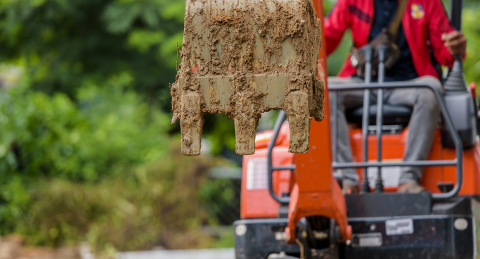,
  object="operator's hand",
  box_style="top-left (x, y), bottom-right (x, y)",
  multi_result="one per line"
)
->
top-left (441, 31), bottom-right (467, 56)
